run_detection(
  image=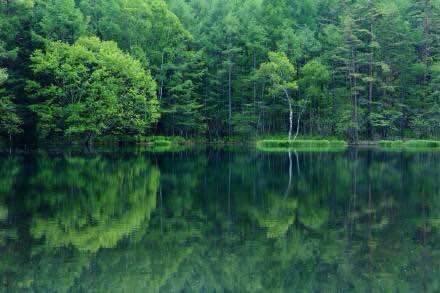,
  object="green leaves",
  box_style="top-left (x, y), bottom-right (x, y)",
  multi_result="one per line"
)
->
top-left (0, 68), bottom-right (22, 140)
top-left (256, 51), bottom-right (298, 96)
top-left (34, 0), bottom-right (87, 43)
top-left (0, 97), bottom-right (23, 139)
top-left (1, 0), bottom-right (440, 142)
top-left (28, 37), bottom-right (159, 143)
top-left (299, 60), bottom-right (330, 92)
top-left (0, 68), bottom-right (7, 84)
